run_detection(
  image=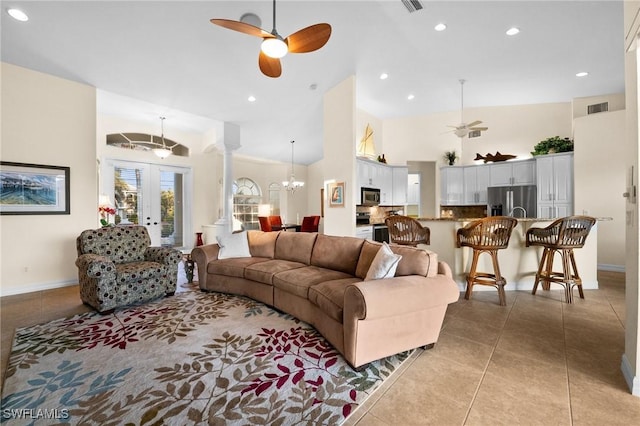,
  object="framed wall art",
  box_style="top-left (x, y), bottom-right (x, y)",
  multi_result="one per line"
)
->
top-left (328, 181), bottom-right (345, 208)
top-left (0, 161), bottom-right (70, 215)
